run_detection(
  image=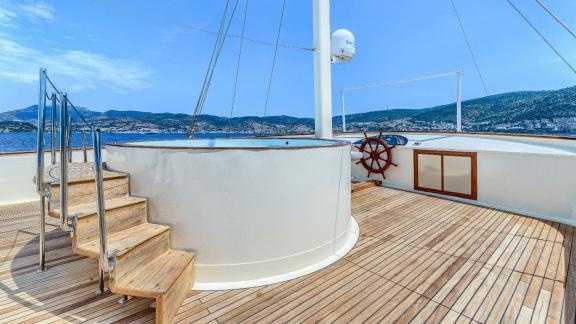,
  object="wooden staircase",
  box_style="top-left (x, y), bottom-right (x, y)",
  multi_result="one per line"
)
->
top-left (43, 162), bottom-right (195, 323)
